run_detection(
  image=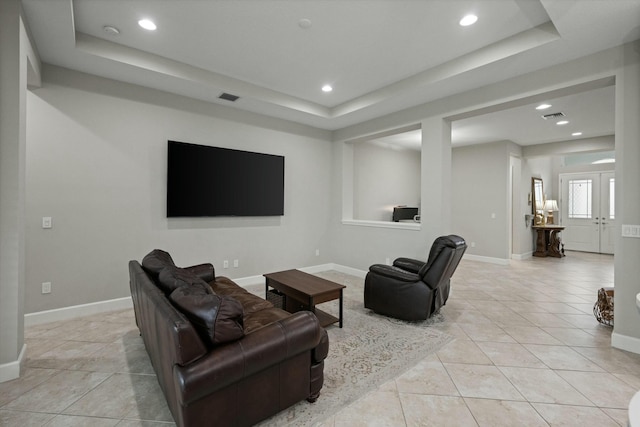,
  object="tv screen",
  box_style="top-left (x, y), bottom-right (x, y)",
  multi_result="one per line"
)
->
top-left (167, 141), bottom-right (285, 217)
